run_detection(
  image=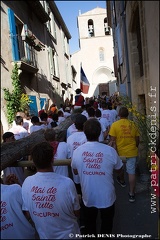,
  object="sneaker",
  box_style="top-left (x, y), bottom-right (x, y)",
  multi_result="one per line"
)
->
top-left (116, 176), bottom-right (126, 187)
top-left (128, 193), bottom-right (135, 202)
